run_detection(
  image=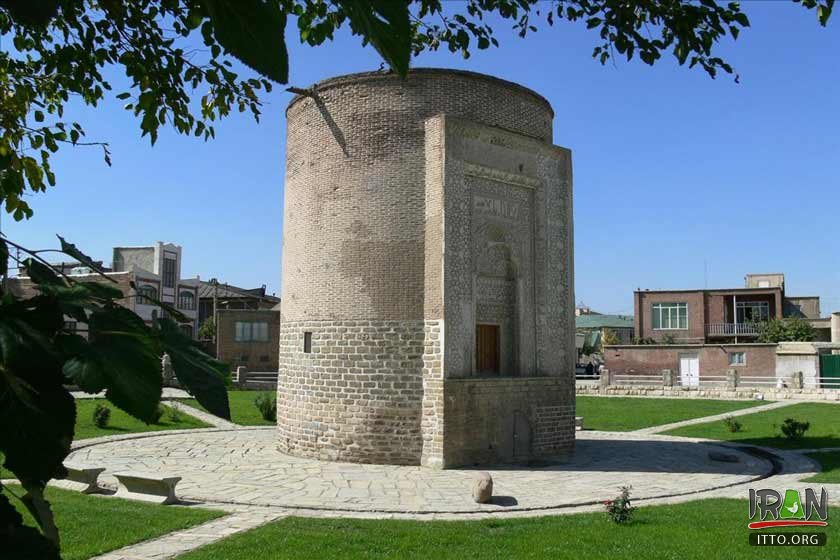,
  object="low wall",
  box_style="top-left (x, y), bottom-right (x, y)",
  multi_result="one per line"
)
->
top-left (604, 344), bottom-right (777, 378)
top-left (576, 382), bottom-right (840, 401)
